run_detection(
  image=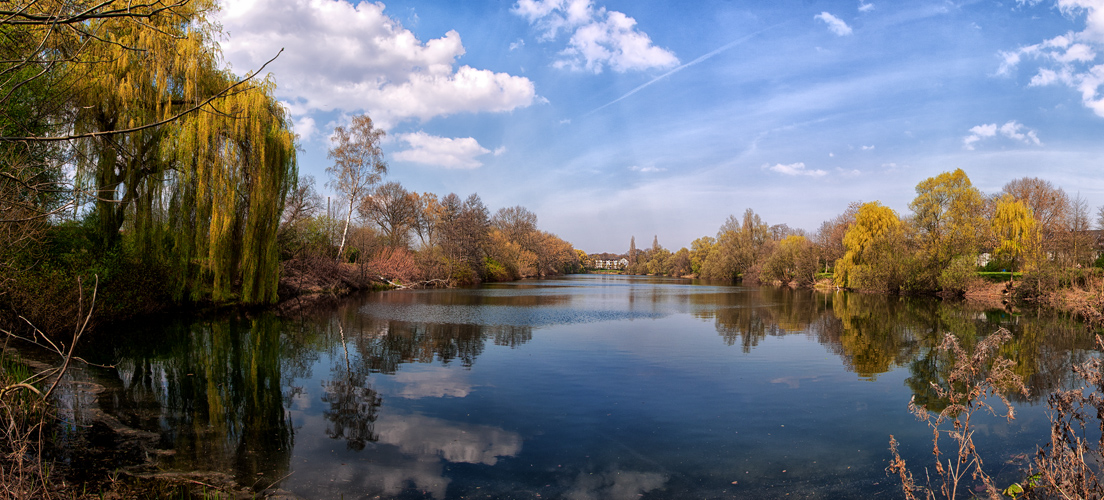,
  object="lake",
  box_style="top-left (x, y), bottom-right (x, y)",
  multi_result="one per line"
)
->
top-left (69, 274), bottom-right (1099, 499)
